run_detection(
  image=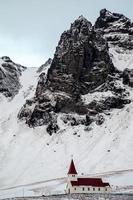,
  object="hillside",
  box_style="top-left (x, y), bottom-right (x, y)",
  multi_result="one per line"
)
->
top-left (0, 9), bottom-right (133, 197)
